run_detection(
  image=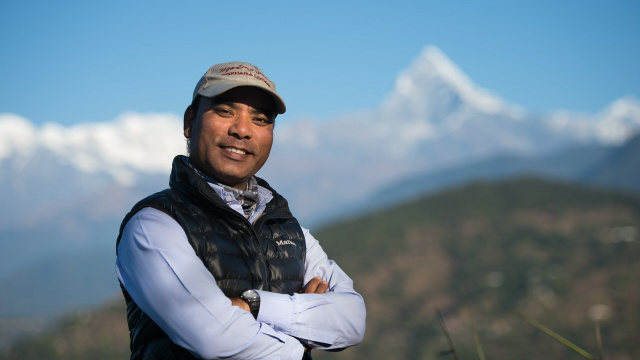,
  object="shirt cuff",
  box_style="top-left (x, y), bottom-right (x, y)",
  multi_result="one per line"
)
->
top-left (255, 290), bottom-right (294, 334)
